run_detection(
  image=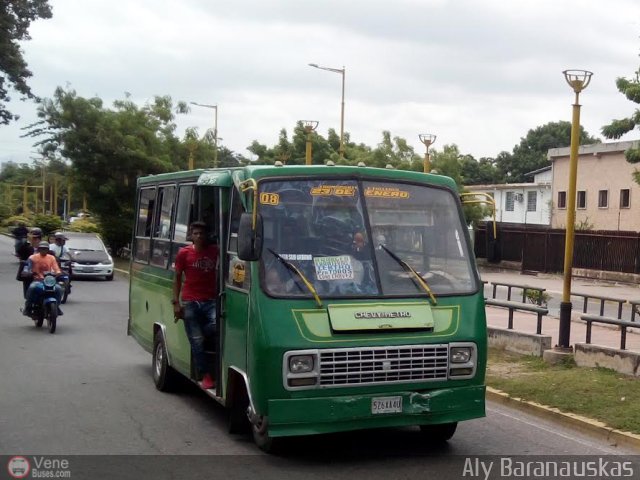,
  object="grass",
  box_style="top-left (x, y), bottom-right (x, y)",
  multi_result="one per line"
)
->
top-left (113, 257), bottom-right (130, 272)
top-left (487, 347), bottom-right (640, 434)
